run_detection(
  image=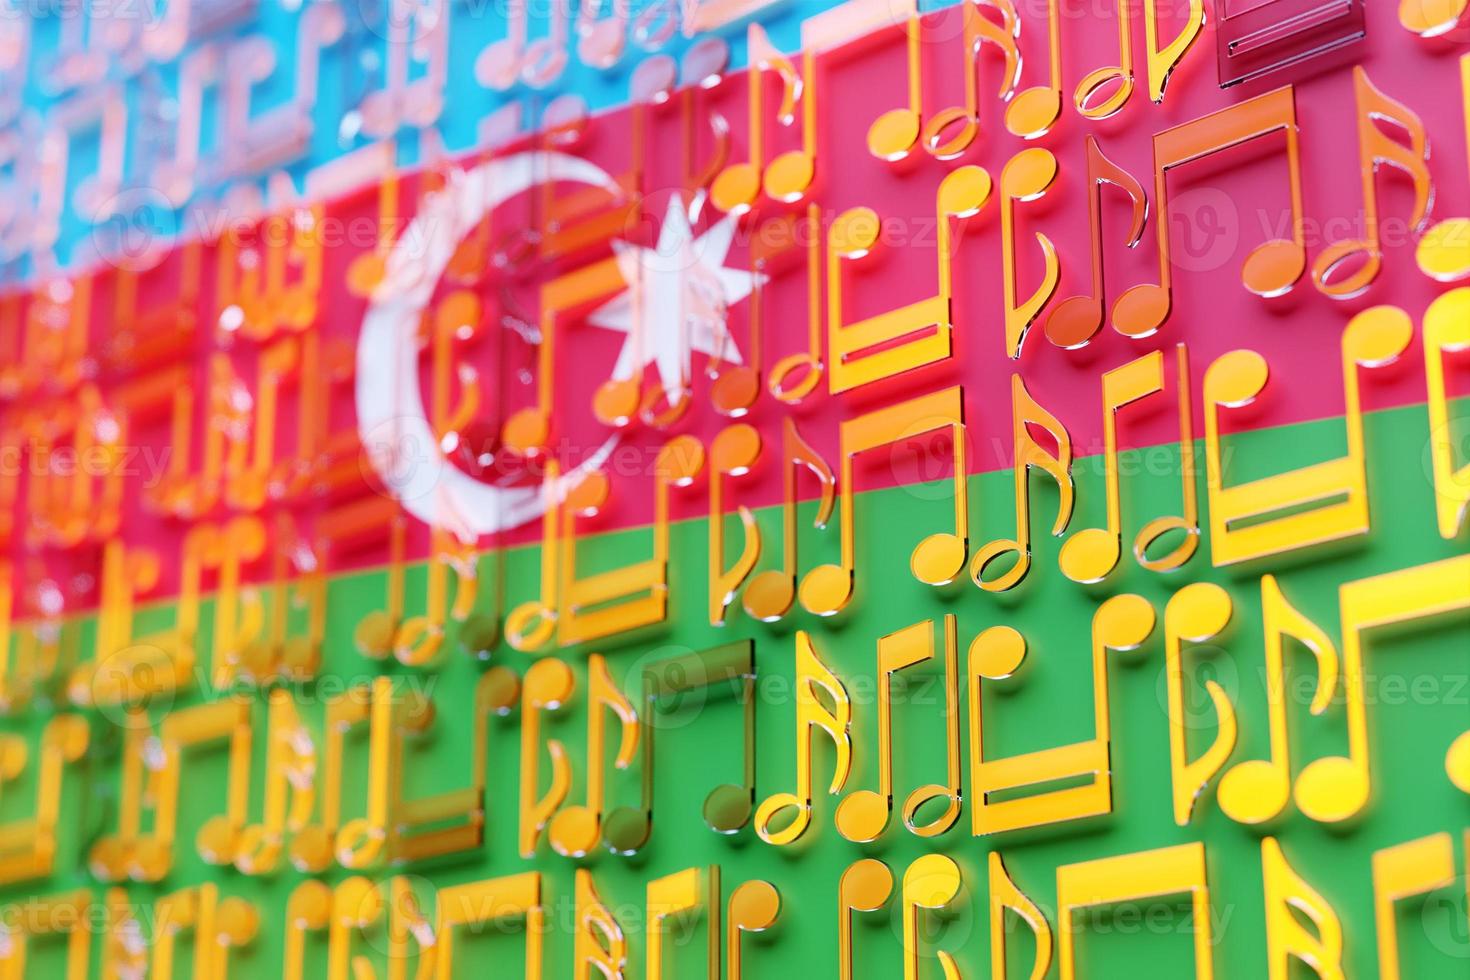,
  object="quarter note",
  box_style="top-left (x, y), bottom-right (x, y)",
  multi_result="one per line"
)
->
top-left (709, 424), bottom-right (763, 626)
top-left (1204, 306), bottom-right (1410, 566)
top-left (744, 418), bottom-right (836, 623)
top-left (827, 167), bottom-right (991, 392)
top-left (1163, 584), bottom-right (1238, 826)
top-left (836, 616), bottom-right (961, 843)
top-left (802, 387), bottom-right (970, 617)
top-left (839, 859), bottom-right (895, 980)
top-left (519, 658), bottom-right (575, 858)
top-left (1113, 87), bottom-right (1309, 338)
top-left (1416, 55), bottom-right (1470, 282)
top-left (1058, 345), bottom-right (1199, 584)
top-left (1312, 68), bottom-right (1432, 300)
top-left (728, 880), bottom-right (781, 980)
top-left (755, 631), bottom-right (852, 846)
top-left (549, 654), bottom-right (639, 858)
top-left (603, 640), bottom-right (758, 855)
top-left (1045, 136), bottom-right (1150, 350)
top-left (1001, 148), bottom-right (1061, 358)
top-left (1424, 289), bottom-right (1470, 539)
top-left (971, 376), bottom-right (1073, 593)
top-left (901, 855), bottom-right (964, 980)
